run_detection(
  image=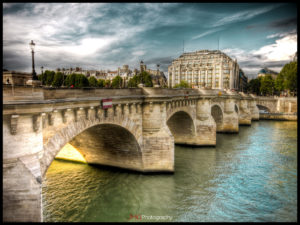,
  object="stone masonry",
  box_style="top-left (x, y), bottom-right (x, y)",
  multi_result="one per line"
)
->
top-left (3, 85), bottom-right (296, 222)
